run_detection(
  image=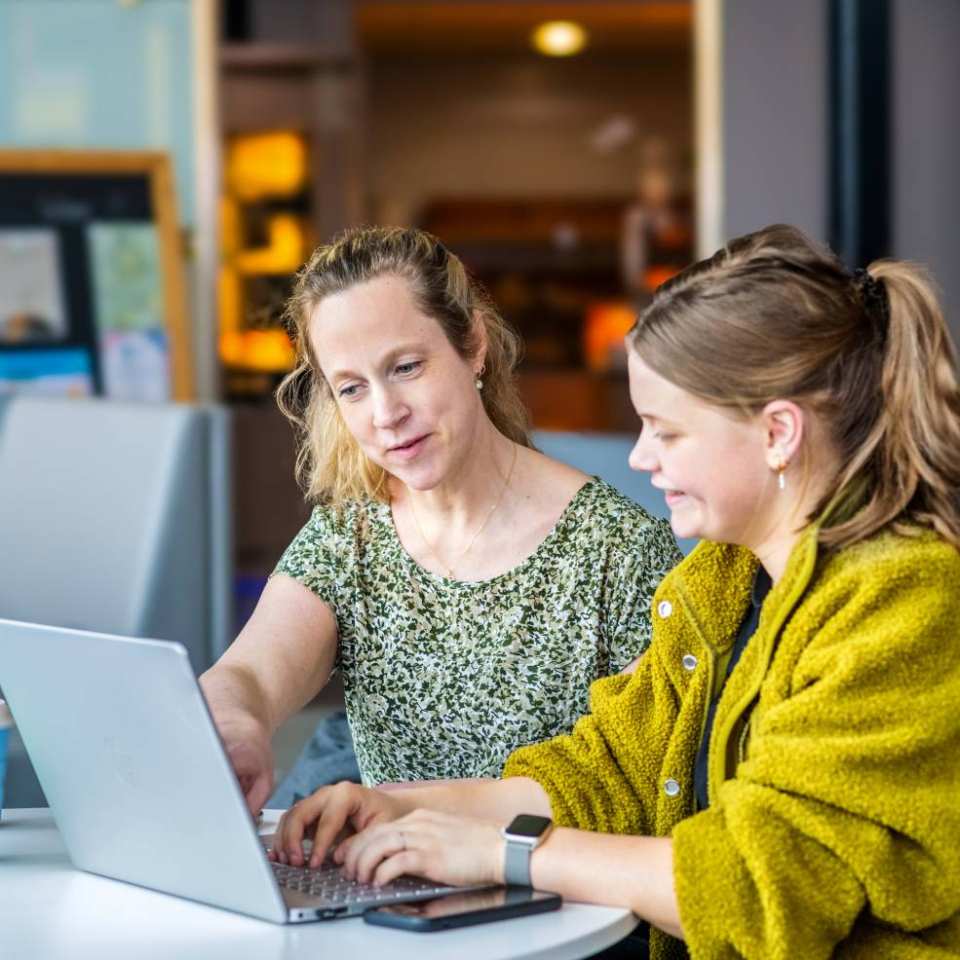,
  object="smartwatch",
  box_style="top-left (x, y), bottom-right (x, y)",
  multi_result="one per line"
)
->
top-left (501, 814), bottom-right (554, 886)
